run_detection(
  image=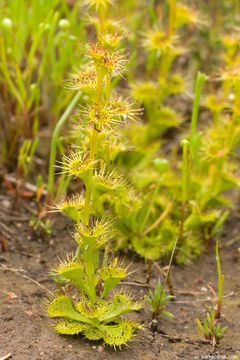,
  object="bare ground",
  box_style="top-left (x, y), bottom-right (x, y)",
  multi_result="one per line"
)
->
top-left (0, 195), bottom-right (239, 360)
